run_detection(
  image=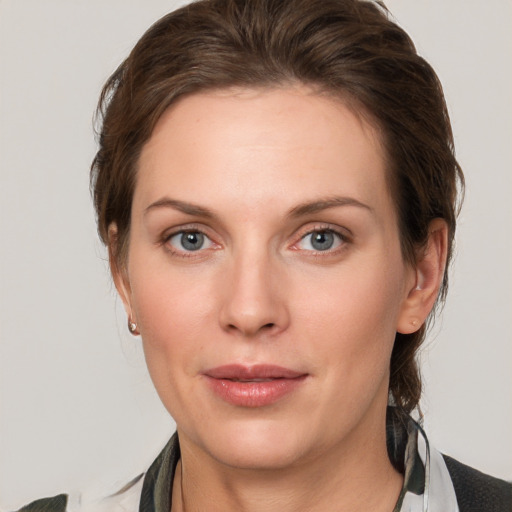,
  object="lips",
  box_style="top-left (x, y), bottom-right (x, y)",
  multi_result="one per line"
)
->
top-left (203, 364), bottom-right (308, 407)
